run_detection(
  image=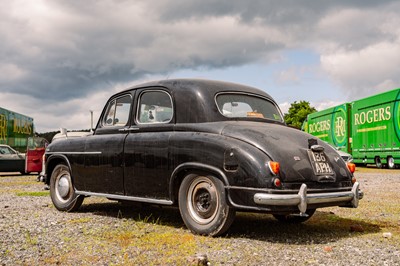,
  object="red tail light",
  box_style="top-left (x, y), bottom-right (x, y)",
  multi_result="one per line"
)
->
top-left (347, 163), bottom-right (356, 173)
top-left (273, 178), bottom-right (282, 188)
